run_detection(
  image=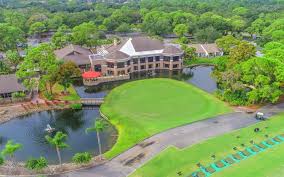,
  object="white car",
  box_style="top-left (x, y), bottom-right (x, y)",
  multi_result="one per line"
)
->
top-left (255, 112), bottom-right (266, 120)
